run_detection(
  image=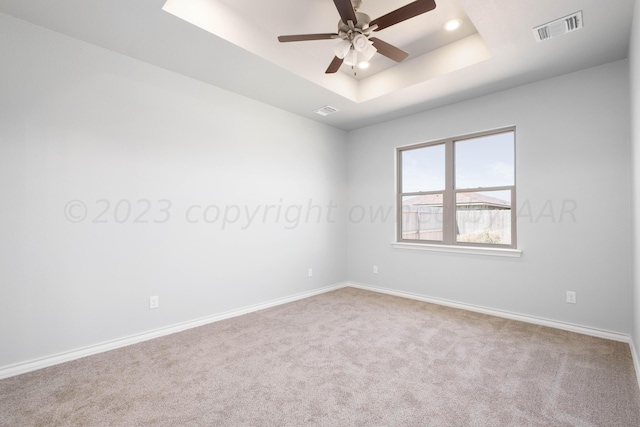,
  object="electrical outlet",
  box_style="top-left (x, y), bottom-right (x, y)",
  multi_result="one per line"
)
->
top-left (149, 295), bottom-right (159, 309)
top-left (373, 265), bottom-right (378, 274)
top-left (566, 291), bottom-right (576, 304)
top-left (308, 268), bottom-right (313, 278)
